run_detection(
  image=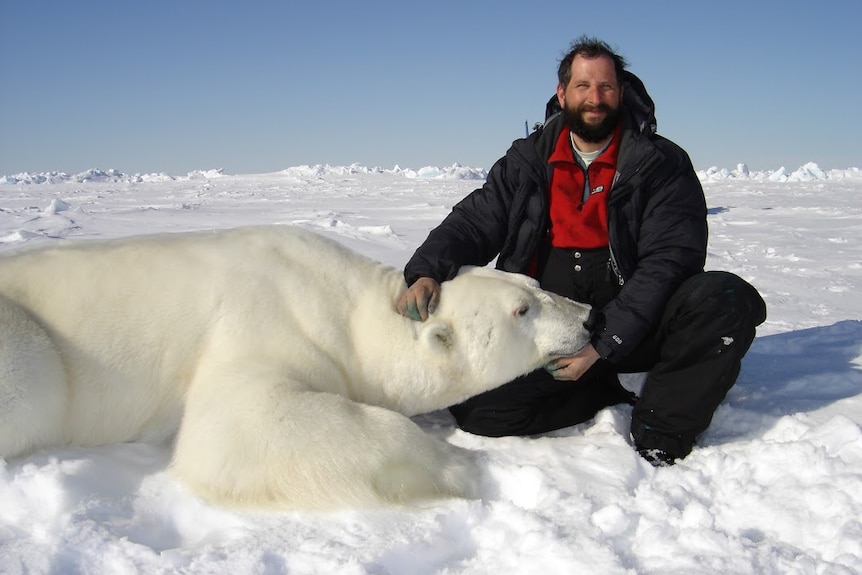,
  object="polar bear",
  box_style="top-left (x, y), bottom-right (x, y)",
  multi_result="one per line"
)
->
top-left (0, 225), bottom-right (591, 509)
